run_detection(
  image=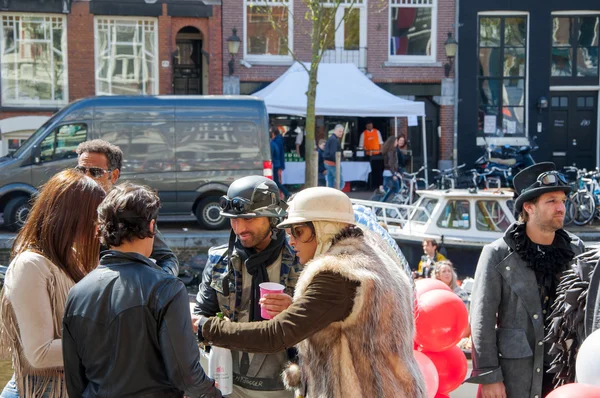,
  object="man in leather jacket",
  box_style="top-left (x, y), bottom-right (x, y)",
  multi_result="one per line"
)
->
top-left (76, 139), bottom-right (178, 276)
top-left (194, 176), bottom-right (302, 398)
top-left (63, 183), bottom-right (221, 398)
